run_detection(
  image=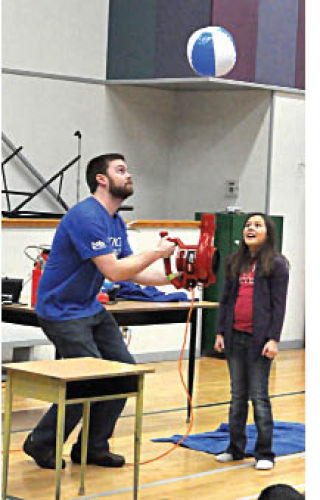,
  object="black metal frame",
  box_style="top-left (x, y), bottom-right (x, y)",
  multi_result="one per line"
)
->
top-left (2, 152), bottom-right (80, 218)
top-left (1, 146), bottom-right (24, 213)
